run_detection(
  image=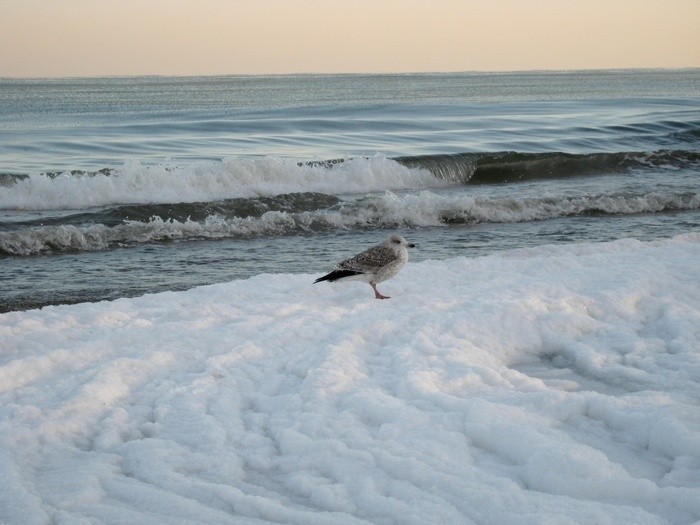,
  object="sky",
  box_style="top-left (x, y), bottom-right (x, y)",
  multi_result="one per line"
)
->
top-left (1, 0), bottom-right (699, 77)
